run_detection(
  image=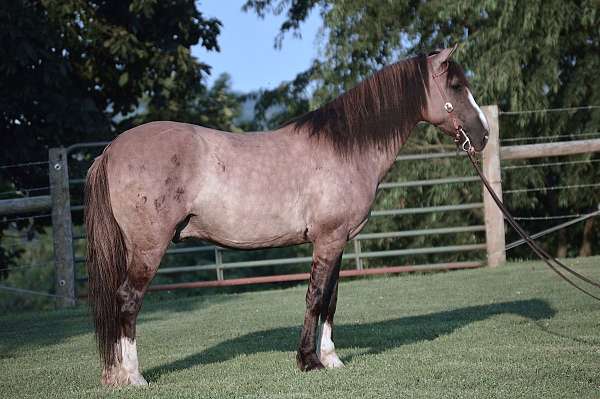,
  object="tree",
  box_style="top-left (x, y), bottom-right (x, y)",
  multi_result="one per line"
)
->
top-left (0, 0), bottom-right (221, 186)
top-left (244, 0), bottom-right (600, 258)
top-left (122, 72), bottom-right (243, 132)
